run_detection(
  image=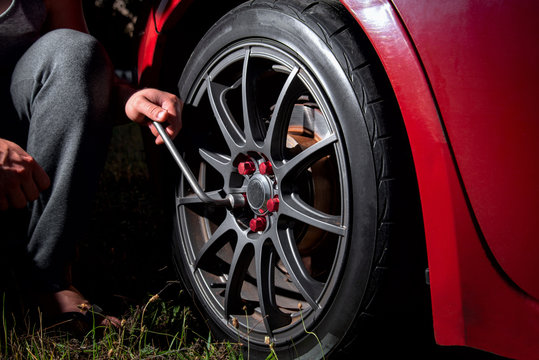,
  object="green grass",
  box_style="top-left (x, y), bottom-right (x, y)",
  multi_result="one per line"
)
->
top-left (0, 290), bottom-right (242, 359)
top-left (0, 124), bottom-right (293, 359)
top-left (0, 124), bottom-right (242, 359)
